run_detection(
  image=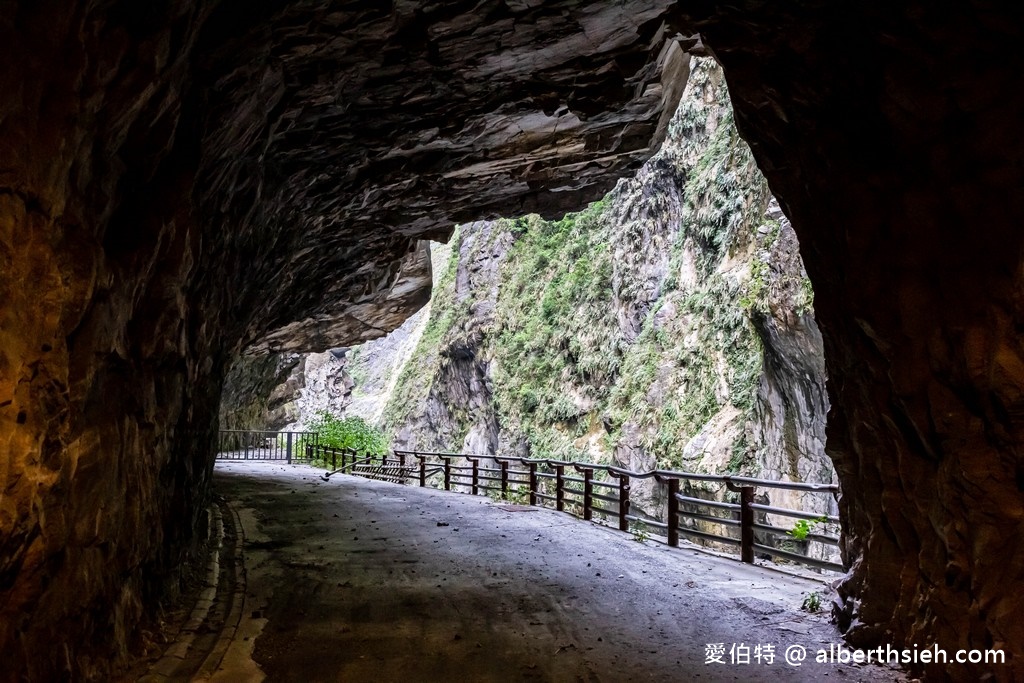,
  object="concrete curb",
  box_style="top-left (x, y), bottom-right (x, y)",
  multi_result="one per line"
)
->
top-left (138, 498), bottom-right (249, 682)
top-left (192, 502), bottom-right (248, 681)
